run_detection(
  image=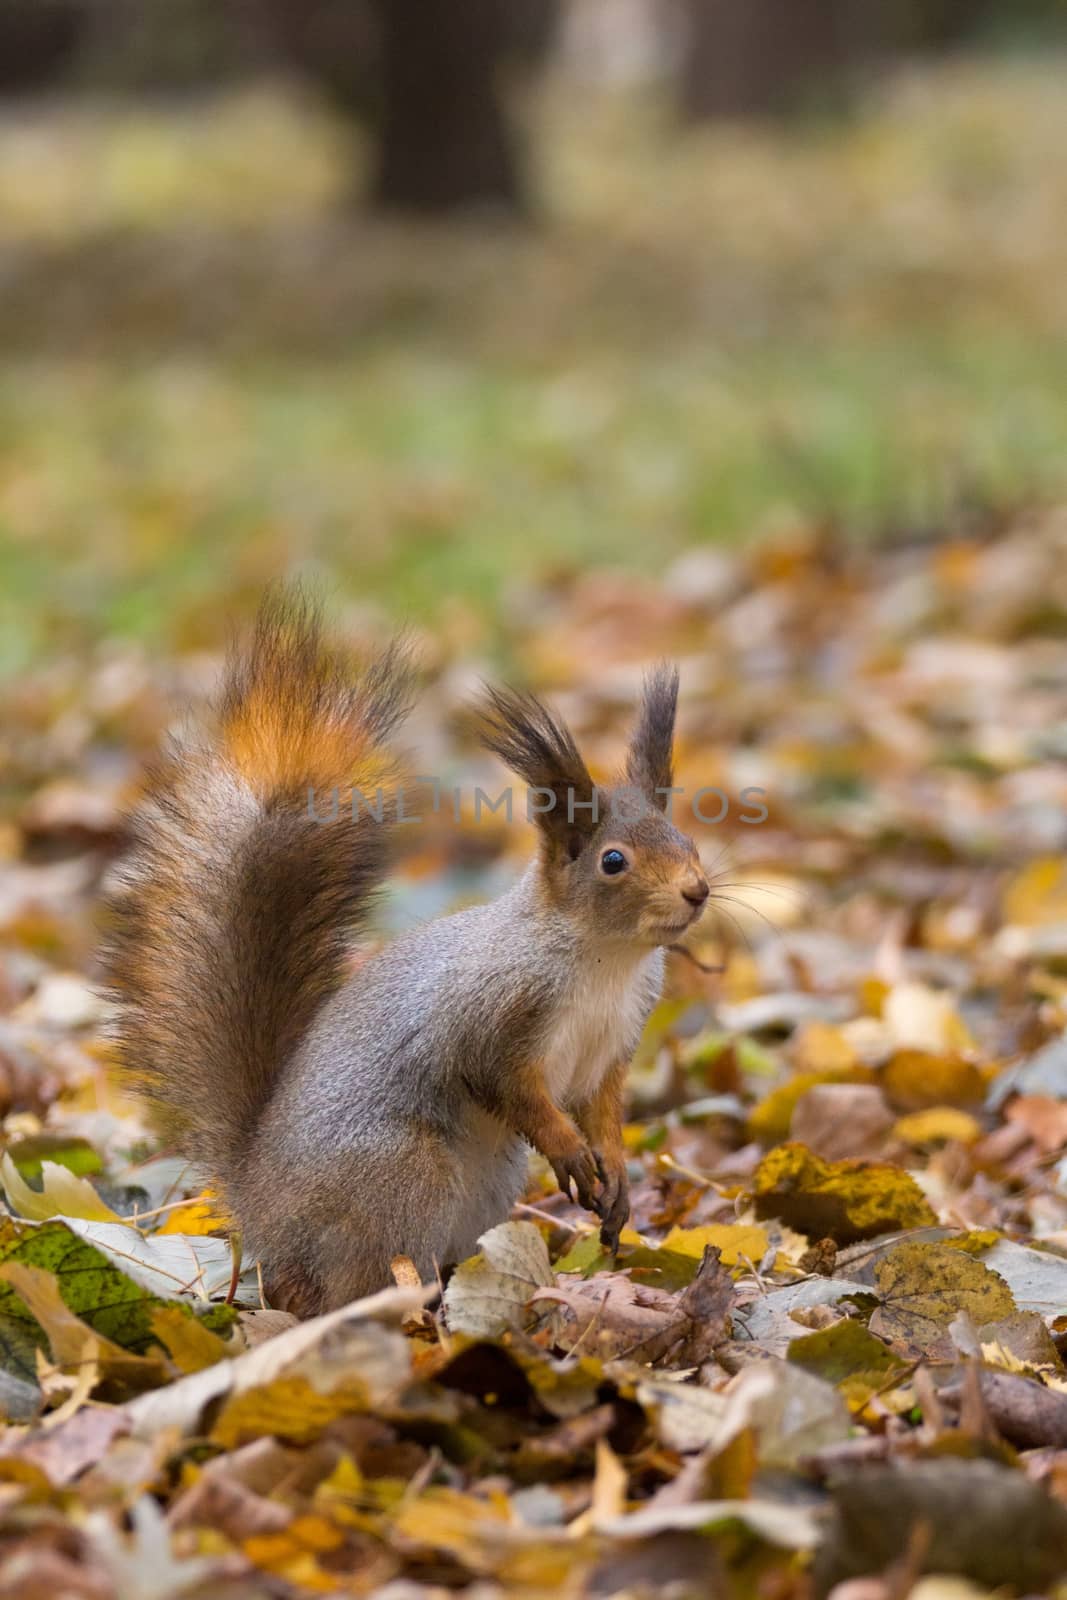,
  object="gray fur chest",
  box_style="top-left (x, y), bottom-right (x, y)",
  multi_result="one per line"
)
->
top-left (540, 947), bottom-right (664, 1107)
